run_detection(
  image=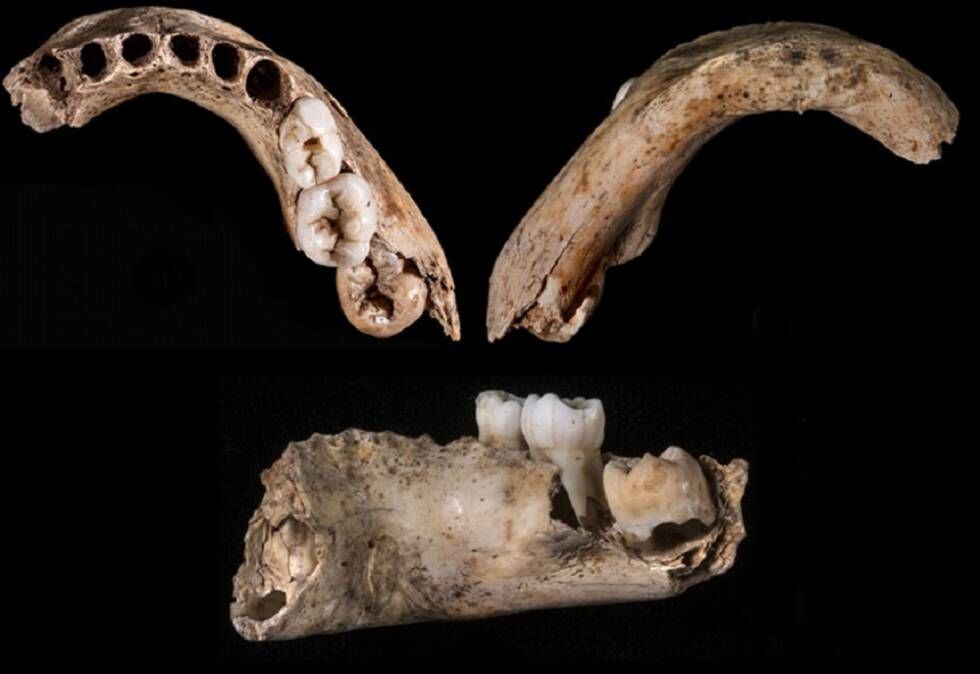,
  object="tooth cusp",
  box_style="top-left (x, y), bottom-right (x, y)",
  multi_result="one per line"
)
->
top-left (476, 391), bottom-right (526, 449)
top-left (603, 446), bottom-right (717, 544)
top-left (296, 173), bottom-right (378, 268)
